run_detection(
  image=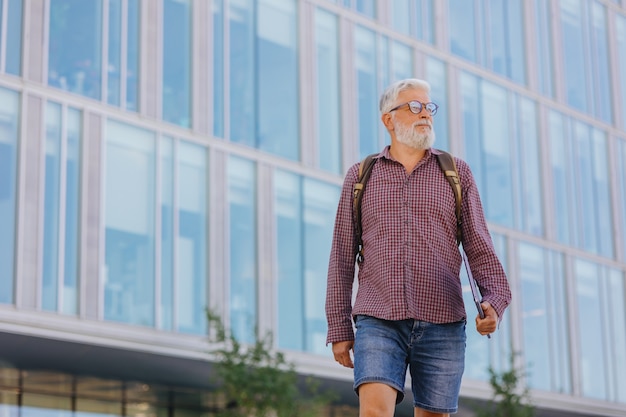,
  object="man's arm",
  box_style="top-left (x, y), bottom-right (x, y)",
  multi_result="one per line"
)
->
top-left (325, 165), bottom-right (359, 345)
top-left (457, 160), bottom-right (512, 322)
